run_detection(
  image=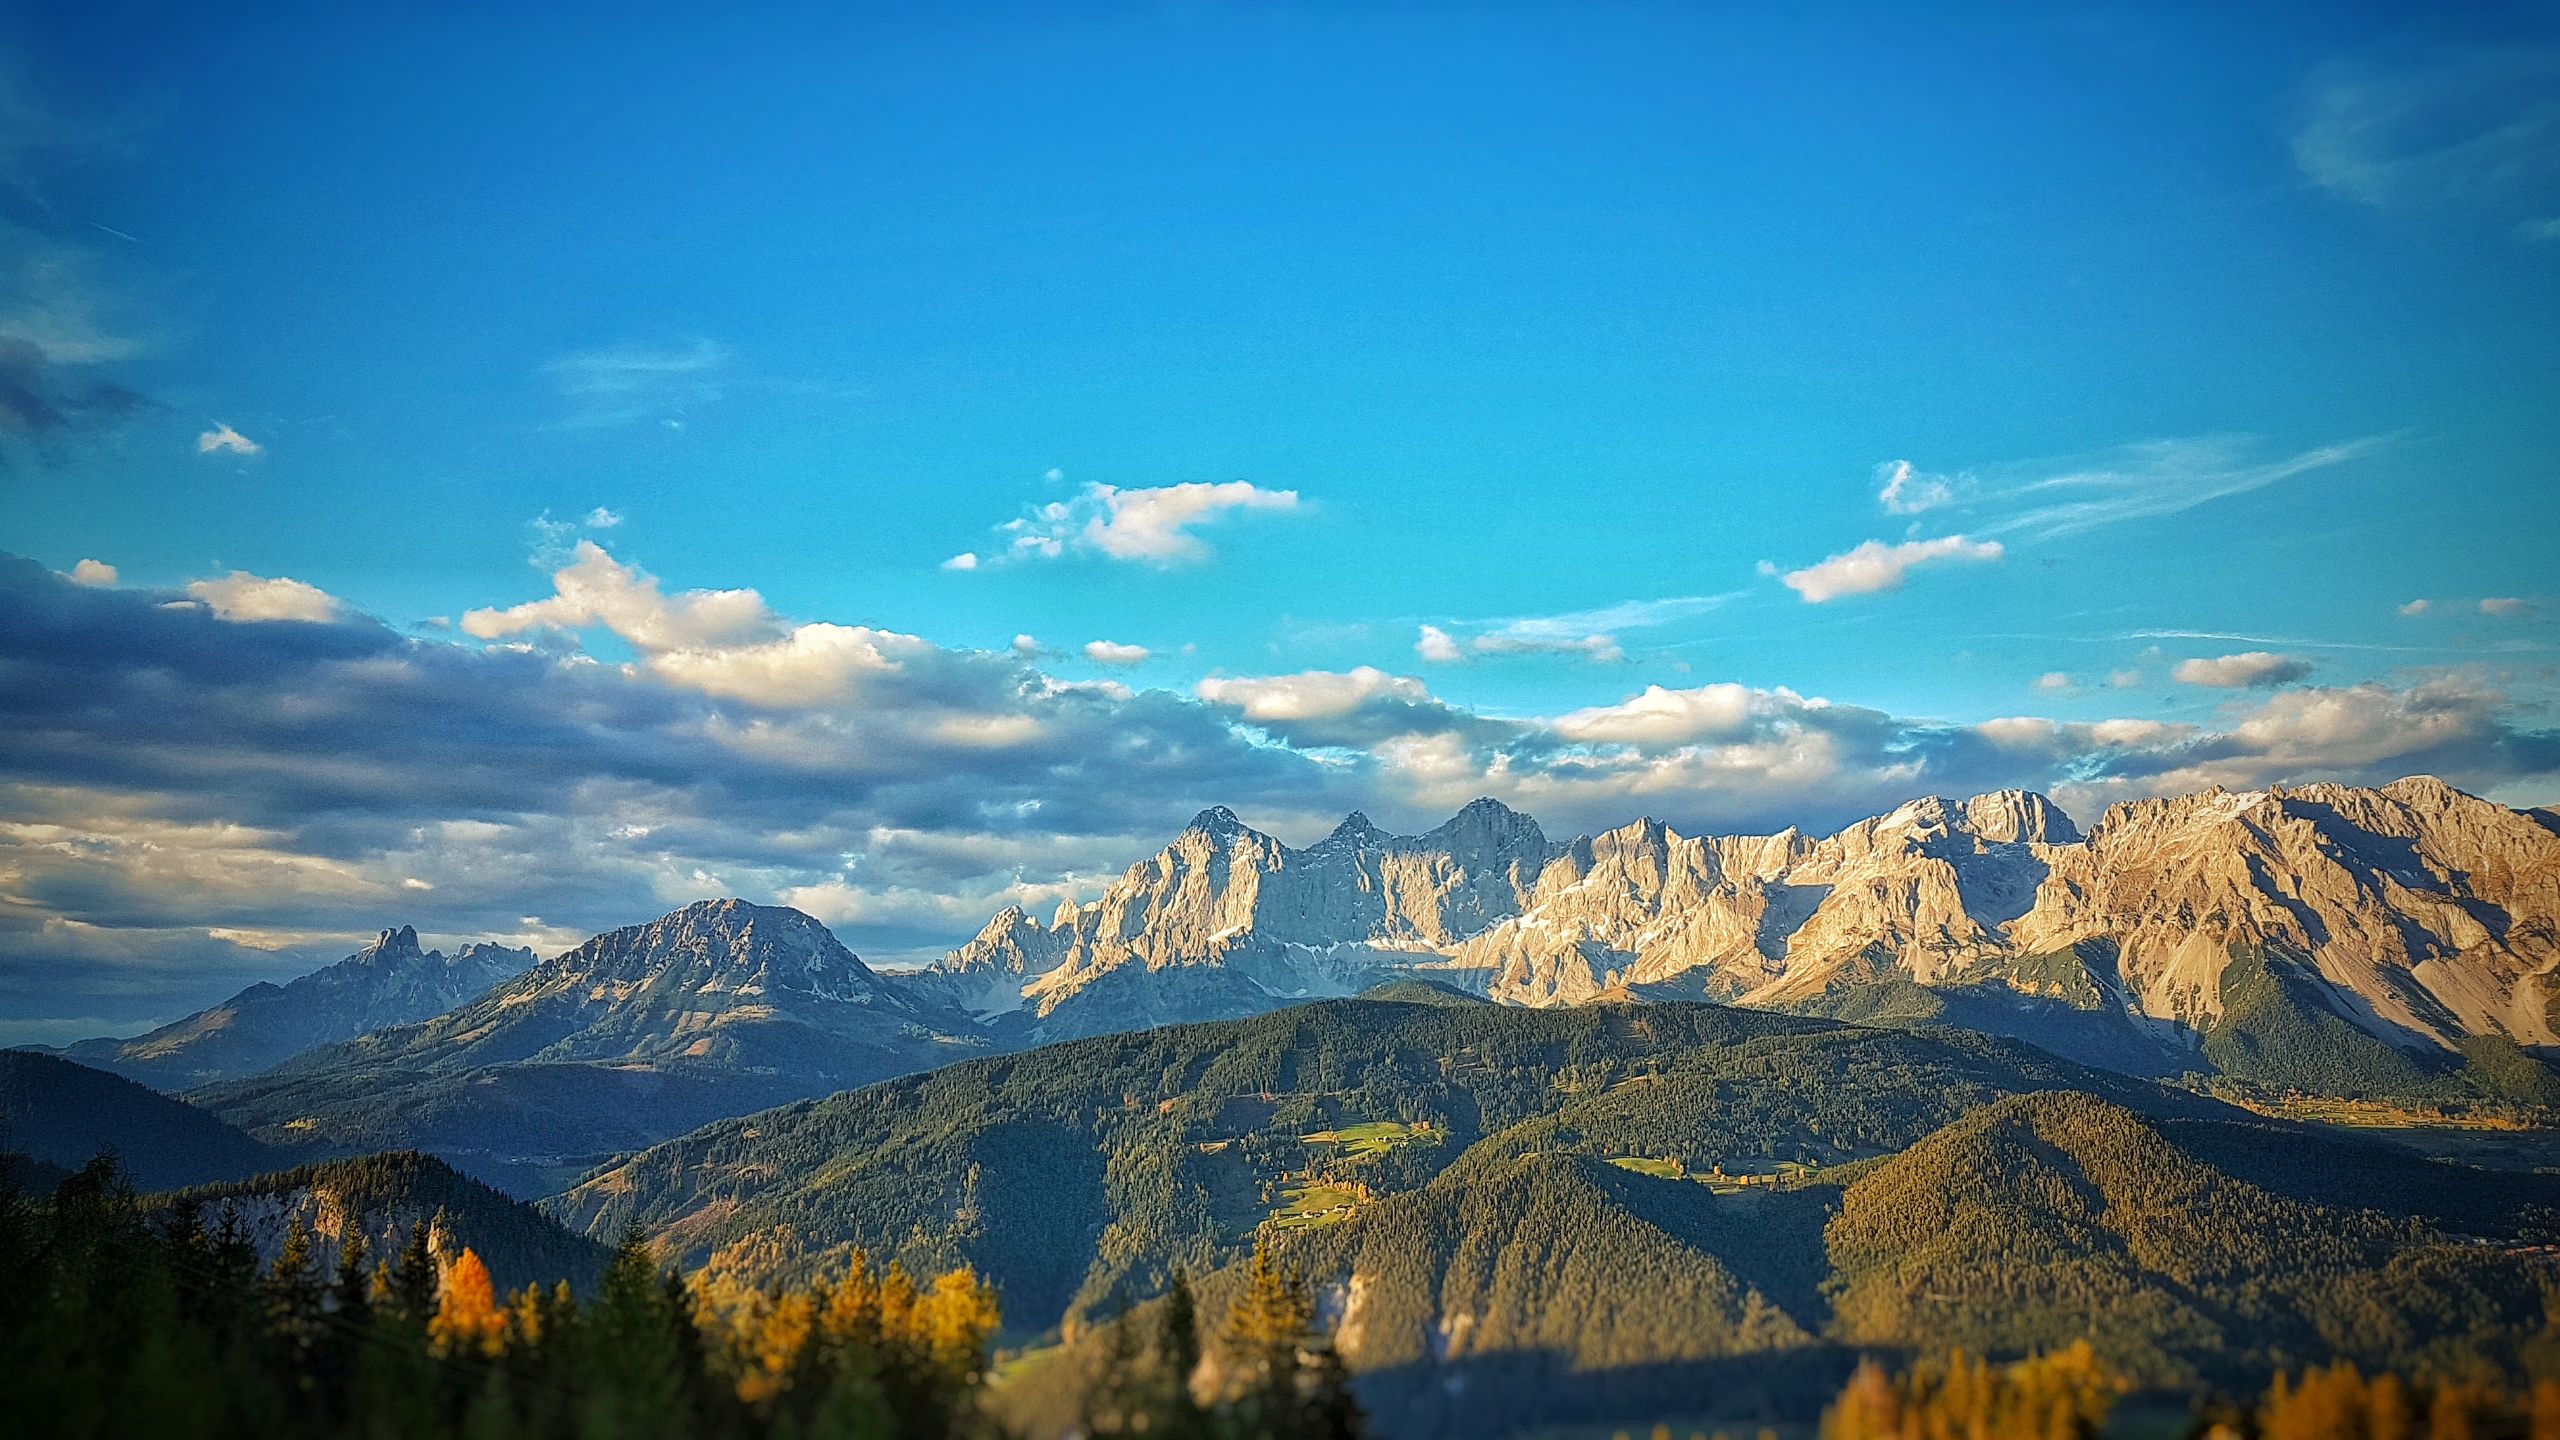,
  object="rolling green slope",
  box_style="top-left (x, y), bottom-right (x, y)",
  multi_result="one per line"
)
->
top-left (548, 998), bottom-right (2204, 1331)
